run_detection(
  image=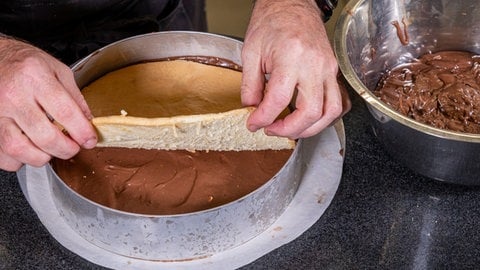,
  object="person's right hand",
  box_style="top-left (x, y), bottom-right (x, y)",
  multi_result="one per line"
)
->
top-left (0, 37), bottom-right (97, 172)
